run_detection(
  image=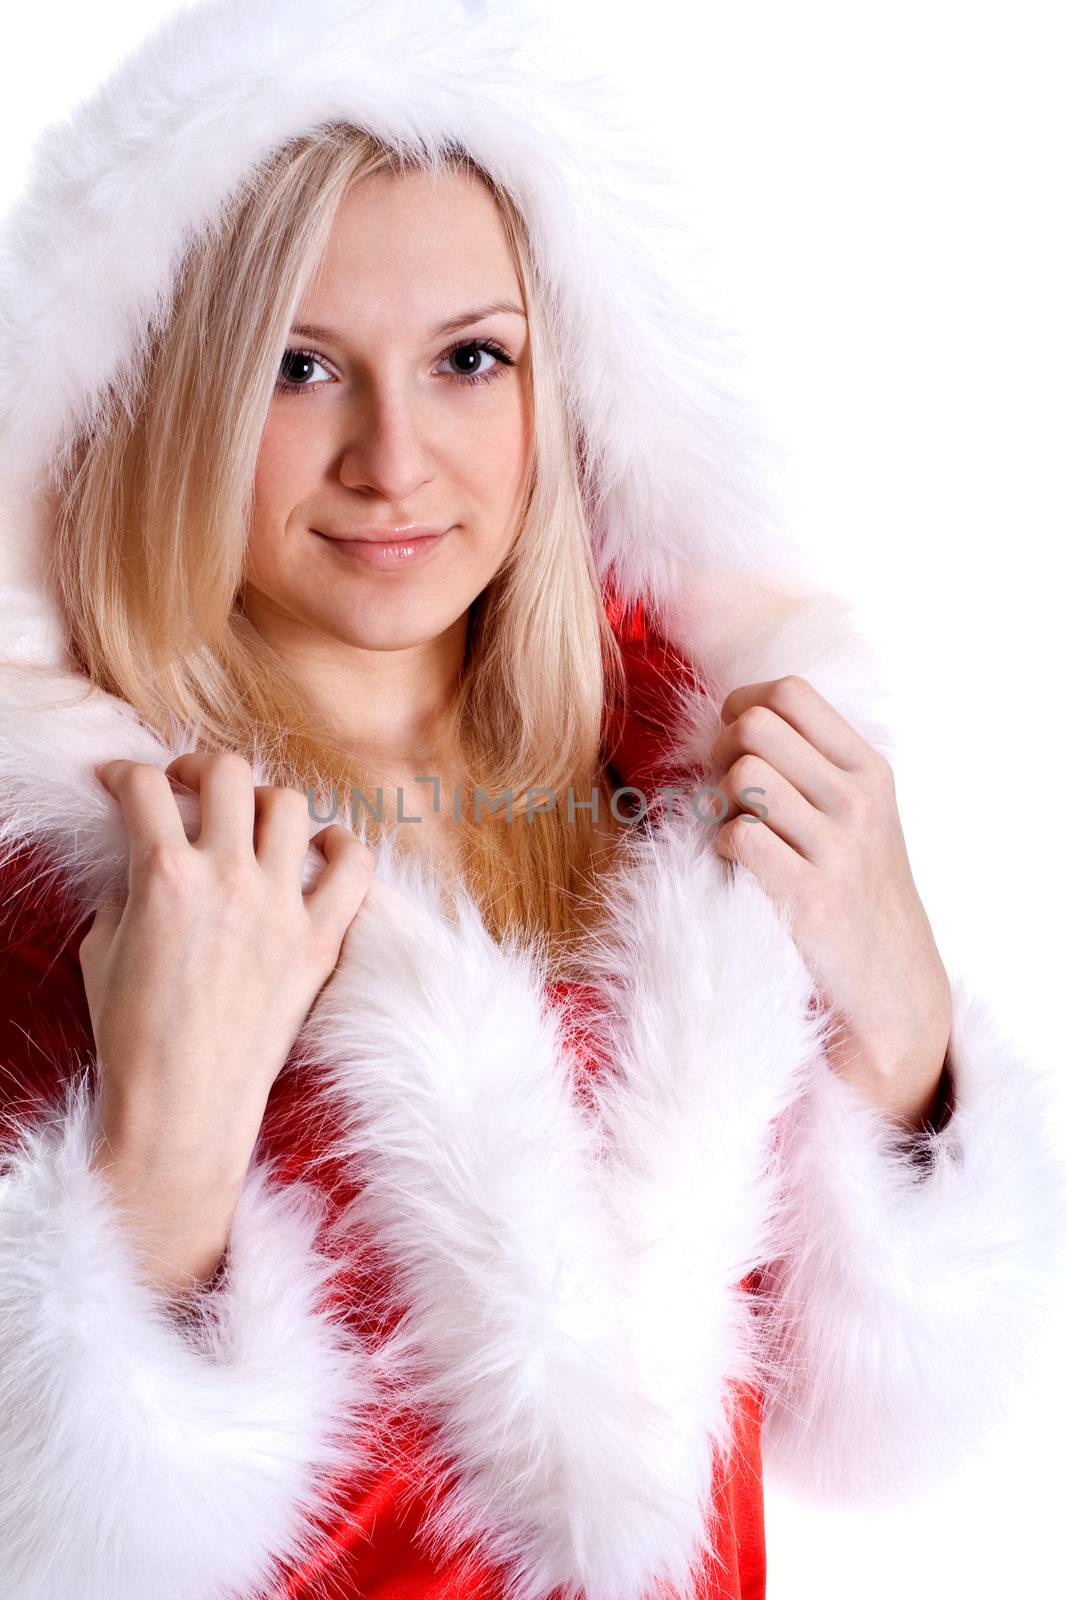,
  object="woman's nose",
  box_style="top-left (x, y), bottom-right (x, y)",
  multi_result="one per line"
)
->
top-left (337, 389), bottom-right (436, 500)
